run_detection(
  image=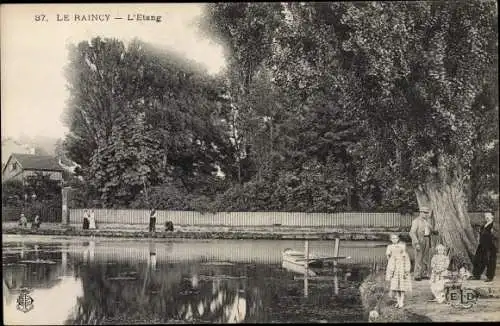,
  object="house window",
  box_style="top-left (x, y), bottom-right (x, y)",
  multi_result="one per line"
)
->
top-left (11, 162), bottom-right (17, 171)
